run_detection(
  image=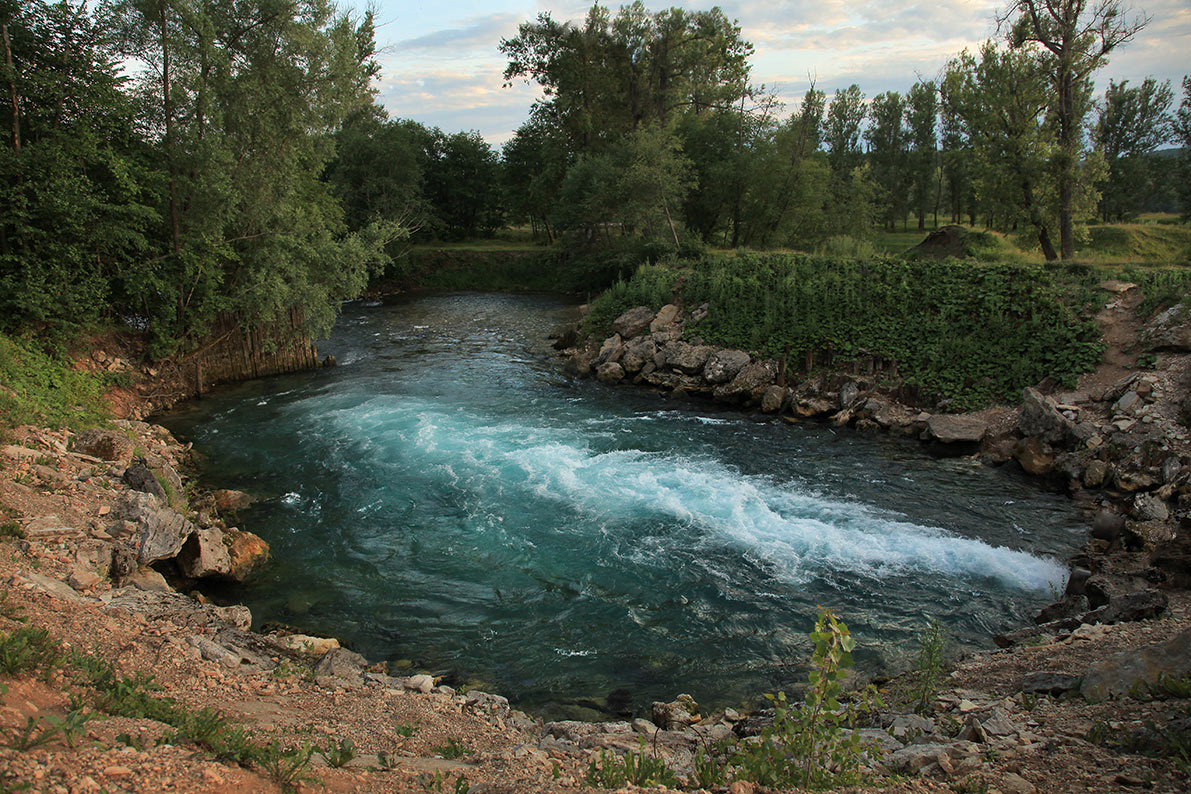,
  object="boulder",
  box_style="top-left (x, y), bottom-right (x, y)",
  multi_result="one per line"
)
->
top-left (1131, 492), bottom-right (1170, 522)
top-left (72, 428), bottom-right (135, 464)
top-left (122, 464), bottom-right (167, 501)
top-left (404, 673), bottom-right (434, 694)
top-left (702, 350), bottom-right (750, 384)
top-left (925, 414), bottom-right (988, 444)
top-left (713, 361), bottom-right (776, 404)
top-left (214, 604), bottom-right (252, 631)
top-left (112, 491), bottom-right (196, 565)
top-left (1081, 627), bottom-right (1191, 702)
top-left (226, 529), bottom-right (270, 581)
top-left (1124, 520), bottom-right (1176, 550)
top-left (651, 694), bottom-right (699, 729)
top-left (611, 307), bottom-right (655, 340)
top-left (649, 304), bottom-right (681, 332)
top-left (277, 634), bottom-right (340, 655)
top-left (1090, 509), bottom-right (1125, 544)
top-left (213, 489), bottom-right (254, 513)
top-left (620, 337), bottom-right (657, 375)
top-left (597, 334), bottom-right (624, 364)
top-left (596, 361), bottom-right (625, 384)
top-left (1021, 671), bottom-right (1082, 696)
top-left (550, 324), bottom-right (579, 350)
top-left (1113, 390), bottom-right (1143, 415)
top-left (315, 648), bottom-right (367, 687)
top-left (176, 527), bottom-right (232, 579)
top-left (664, 342), bottom-right (713, 375)
top-left (760, 385), bottom-right (787, 413)
top-left (1141, 303), bottom-right (1191, 352)
top-left (1013, 437), bottom-right (1055, 475)
top-left (464, 690), bottom-right (510, 717)
top-left (1083, 459), bottom-right (1110, 488)
top-left (1018, 387), bottom-right (1071, 444)
top-left (124, 566), bottom-right (170, 592)
top-left (838, 381), bottom-right (860, 409)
